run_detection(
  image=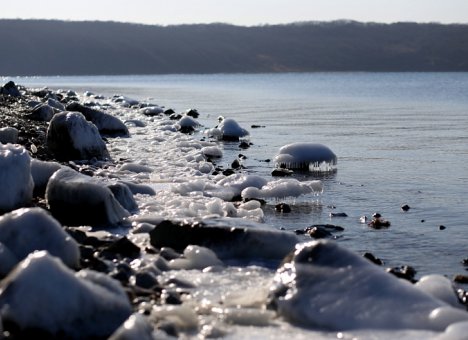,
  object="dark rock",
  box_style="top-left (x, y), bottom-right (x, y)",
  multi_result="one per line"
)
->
top-left (118, 180), bottom-right (156, 196)
top-left (46, 111), bottom-right (110, 161)
top-left (303, 224), bottom-right (344, 239)
top-left (363, 252), bottom-right (384, 265)
top-left (462, 258), bottom-right (468, 266)
top-left (164, 109), bottom-right (175, 115)
top-left (0, 81), bottom-right (21, 97)
top-left (329, 212), bottom-right (348, 217)
top-left (222, 169), bottom-right (235, 176)
top-left (26, 104), bottom-right (55, 122)
top-left (159, 247), bottom-right (181, 261)
top-left (454, 274), bottom-right (468, 284)
top-left (102, 237), bottom-right (140, 259)
top-left (184, 109), bottom-right (199, 118)
top-left (169, 113), bottom-right (182, 120)
top-left (386, 265), bottom-right (417, 283)
top-left (239, 141), bottom-right (250, 149)
top-left (231, 159), bottom-right (241, 169)
top-left (275, 203), bottom-right (291, 213)
top-left (66, 102), bottom-right (129, 137)
top-left (401, 204), bottom-right (410, 212)
top-left (439, 225), bottom-right (446, 230)
top-left (107, 182), bottom-right (138, 212)
top-left (149, 220), bottom-right (299, 262)
top-left (251, 125), bottom-right (265, 128)
top-left (134, 271), bottom-right (159, 290)
top-left (161, 290), bottom-right (183, 305)
top-left (272, 168), bottom-right (293, 177)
